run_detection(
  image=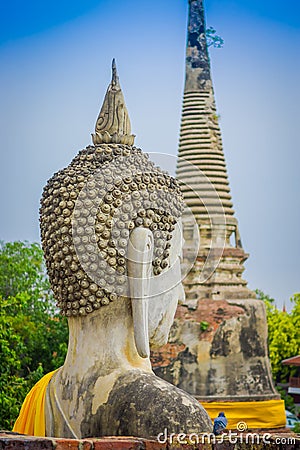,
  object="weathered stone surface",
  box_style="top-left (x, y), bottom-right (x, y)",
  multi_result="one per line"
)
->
top-left (152, 299), bottom-right (279, 400)
top-left (93, 438), bottom-right (145, 450)
top-left (92, 60), bottom-right (135, 146)
top-left (0, 433), bottom-right (53, 450)
top-left (87, 371), bottom-right (211, 438)
top-left (185, 1), bottom-right (211, 92)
